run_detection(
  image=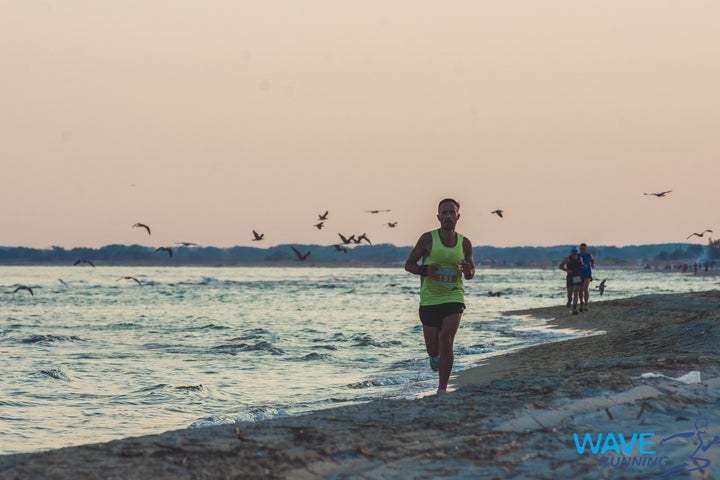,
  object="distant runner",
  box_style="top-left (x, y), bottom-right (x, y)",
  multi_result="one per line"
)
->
top-left (558, 247), bottom-right (585, 315)
top-left (405, 198), bottom-right (476, 394)
top-left (578, 243), bottom-right (595, 311)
